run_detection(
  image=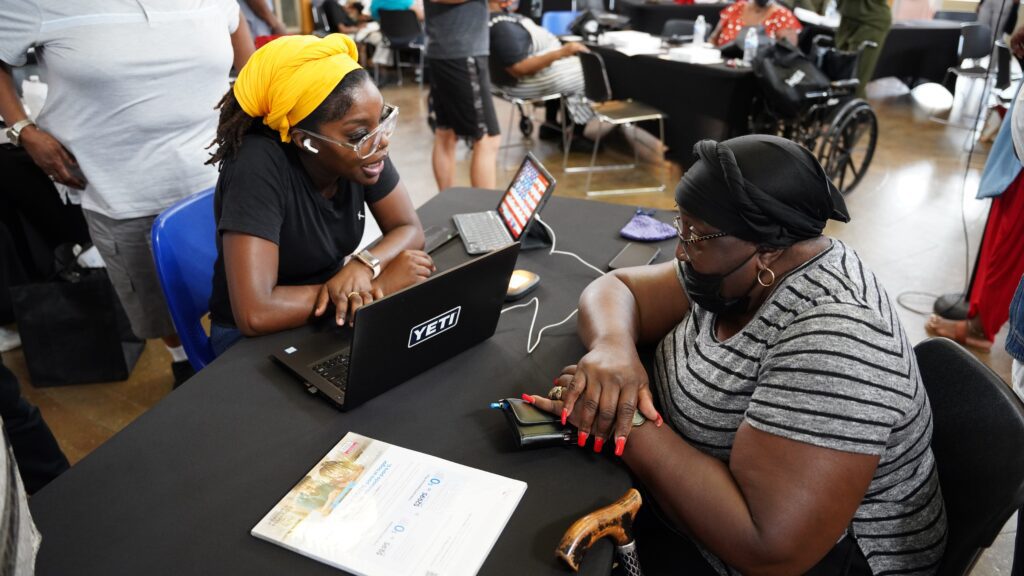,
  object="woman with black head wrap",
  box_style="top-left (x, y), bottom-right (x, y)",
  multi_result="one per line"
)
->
top-left (526, 135), bottom-right (946, 575)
